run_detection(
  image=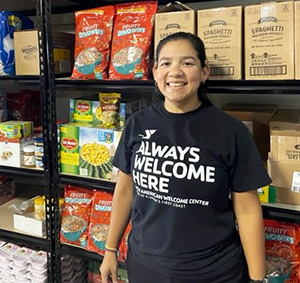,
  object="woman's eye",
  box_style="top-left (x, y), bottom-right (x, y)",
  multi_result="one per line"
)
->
top-left (160, 61), bottom-right (169, 66)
